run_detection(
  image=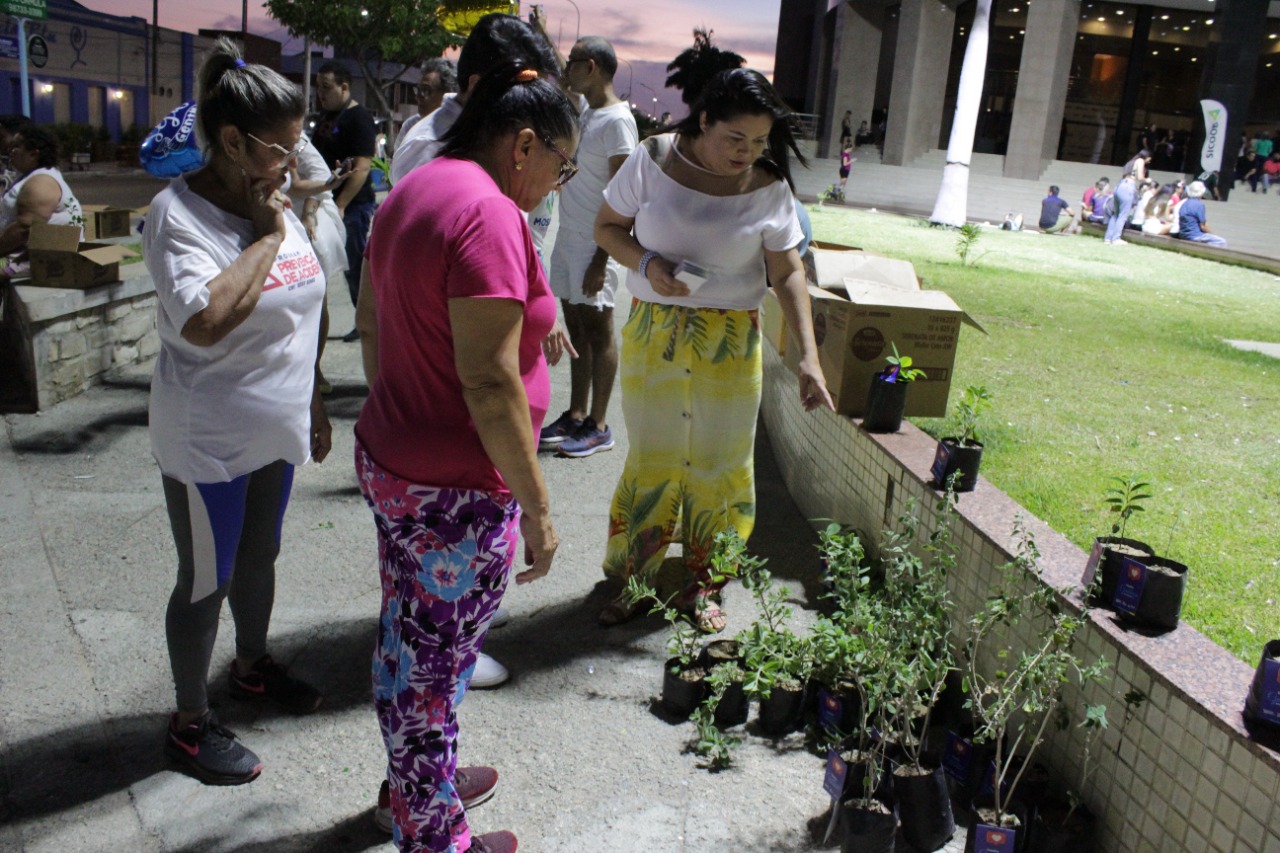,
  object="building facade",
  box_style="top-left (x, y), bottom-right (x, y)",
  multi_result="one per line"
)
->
top-left (0, 0), bottom-right (217, 139)
top-left (776, 0), bottom-right (1280, 178)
